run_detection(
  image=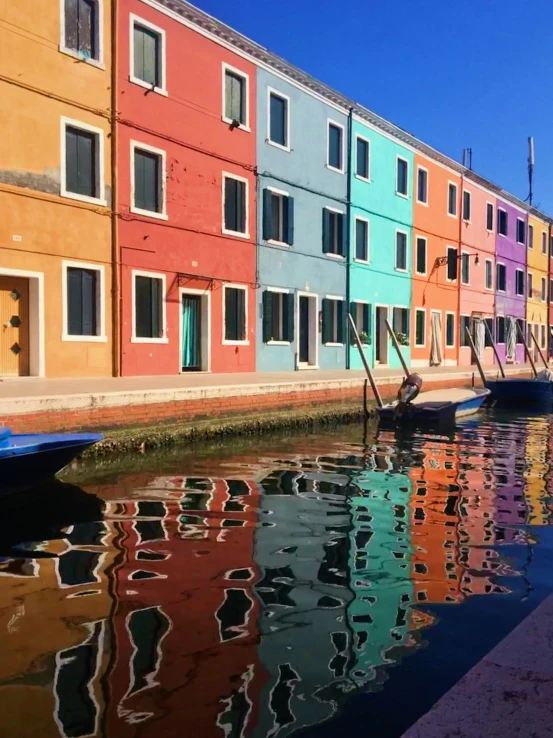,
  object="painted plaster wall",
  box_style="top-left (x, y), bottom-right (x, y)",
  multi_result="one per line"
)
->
top-left (256, 67), bottom-right (348, 372)
top-left (526, 214), bottom-right (549, 355)
top-left (349, 120), bottom-right (413, 370)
